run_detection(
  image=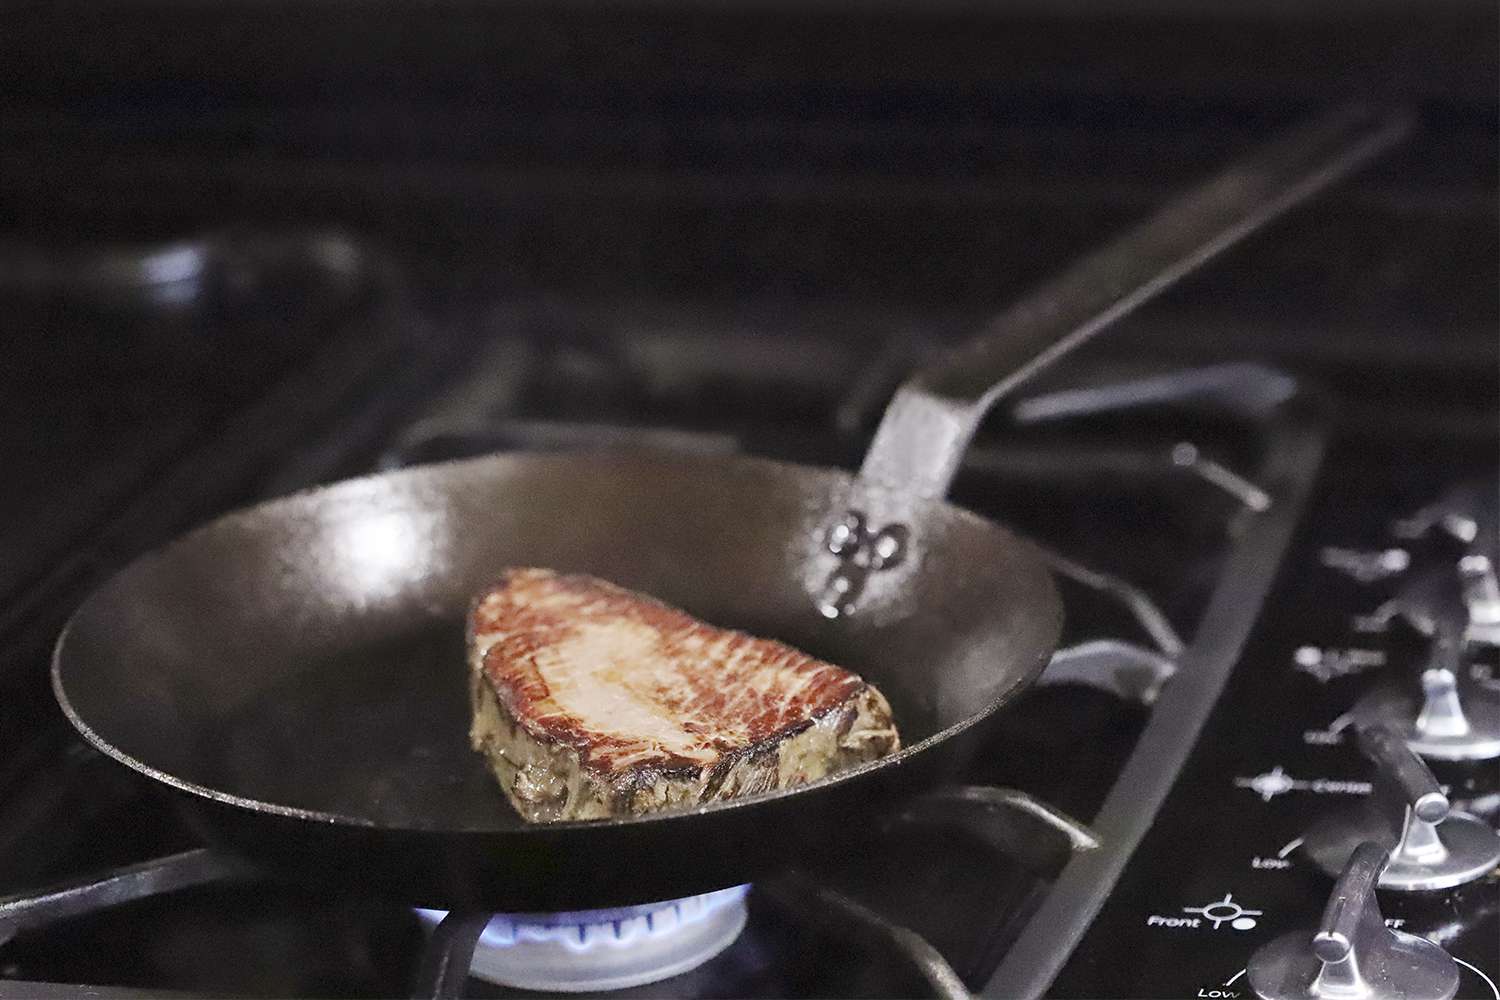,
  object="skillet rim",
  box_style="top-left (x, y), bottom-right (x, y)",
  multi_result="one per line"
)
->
top-left (51, 449), bottom-right (1062, 834)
